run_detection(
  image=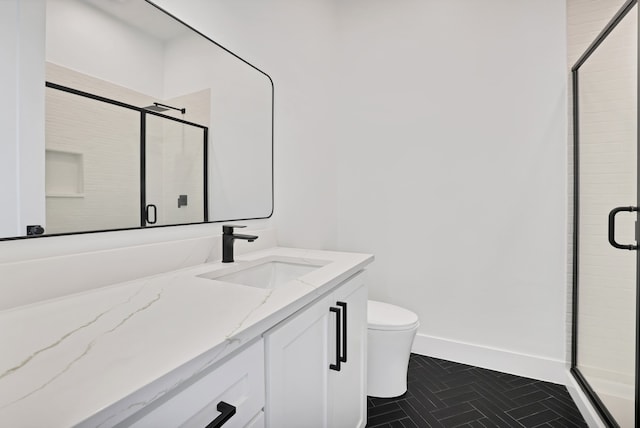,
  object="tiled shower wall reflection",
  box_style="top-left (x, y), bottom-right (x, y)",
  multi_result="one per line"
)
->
top-left (44, 64), bottom-right (210, 234)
